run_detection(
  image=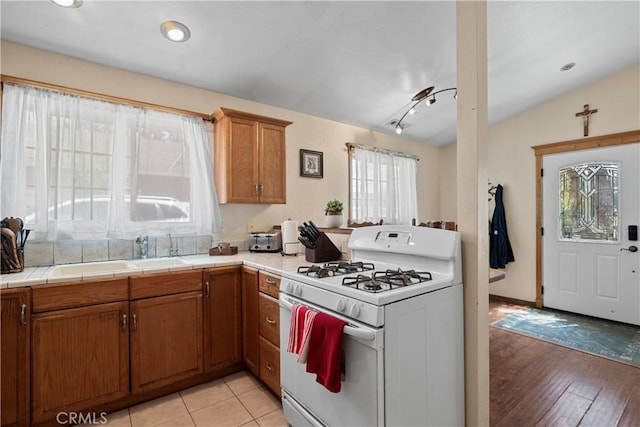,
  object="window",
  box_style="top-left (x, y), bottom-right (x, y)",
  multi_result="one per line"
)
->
top-left (1, 83), bottom-right (221, 240)
top-left (349, 145), bottom-right (418, 225)
top-left (559, 161), bottom-right (619, 242)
